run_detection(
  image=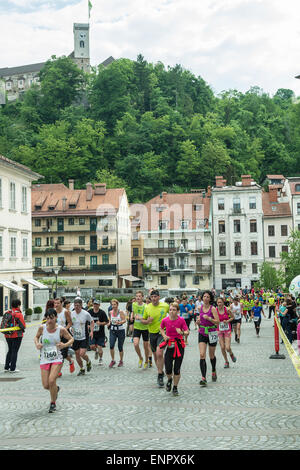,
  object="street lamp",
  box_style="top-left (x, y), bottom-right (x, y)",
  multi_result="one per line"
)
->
top-left (52, 267), bottom-right (60, 298)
